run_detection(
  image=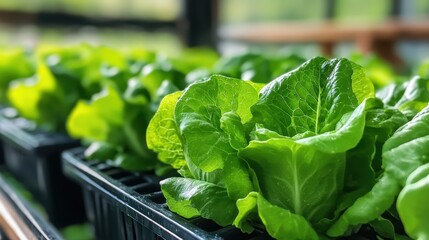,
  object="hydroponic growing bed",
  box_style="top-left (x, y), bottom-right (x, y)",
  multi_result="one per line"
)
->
top-left (0, 108), bottom-right (84, 227)
top-left (62, 148), bottom-right (270, 240)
